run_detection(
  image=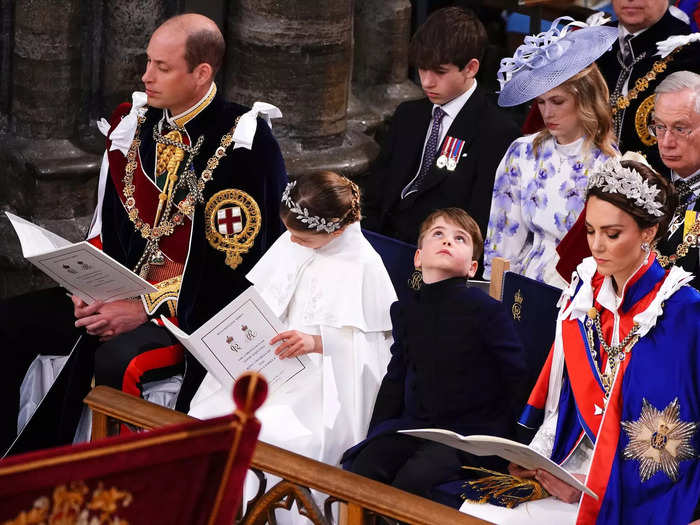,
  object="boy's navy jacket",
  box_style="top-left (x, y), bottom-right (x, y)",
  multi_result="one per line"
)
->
top-left (343, 277), bottom-right (526, 463)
